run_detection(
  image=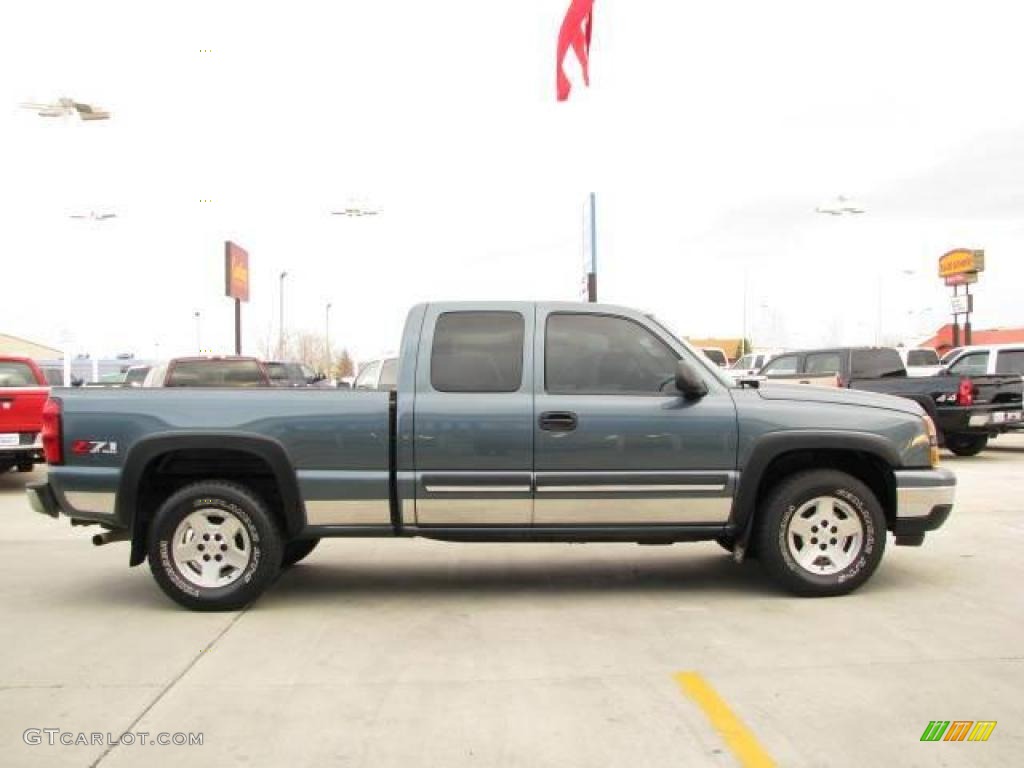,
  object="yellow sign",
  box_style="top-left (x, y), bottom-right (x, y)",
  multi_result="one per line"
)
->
top-left (939, 248), bottom-right (985, 278)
